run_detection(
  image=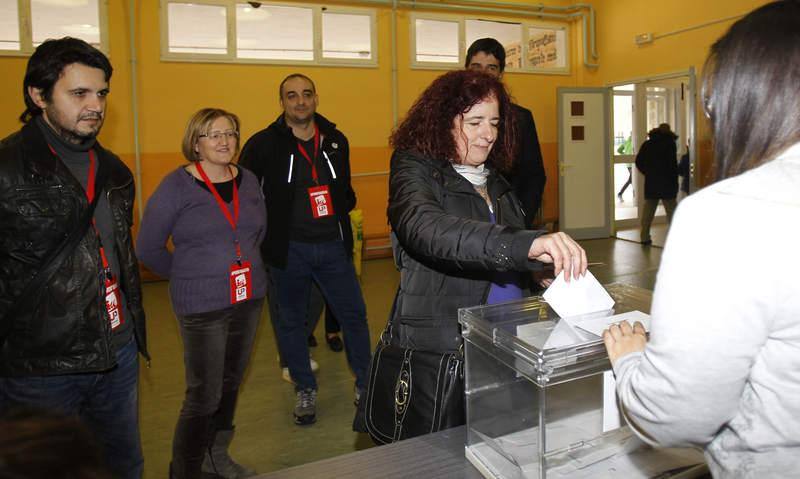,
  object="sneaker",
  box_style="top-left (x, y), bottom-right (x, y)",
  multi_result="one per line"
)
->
top-left (294, 388), bottom-right (317, 425)
top-left (354, 386), bottom-right (365, 407)
top-left (281, 357), bottom-right (320, 384)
